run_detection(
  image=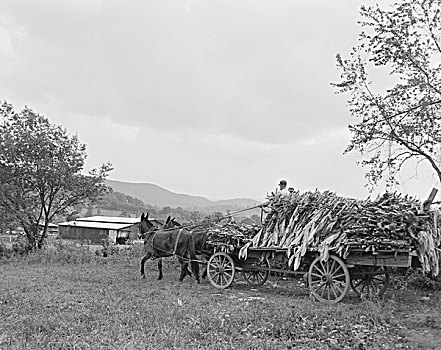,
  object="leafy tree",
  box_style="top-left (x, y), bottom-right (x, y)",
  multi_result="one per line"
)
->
top-left (119, 210), bottom-right (129, 217)
top-left (66, 211), bottom-right (81, 222)
top-left (333, 0), bottom-right (441, 190)
top-left (0, 101), bottom-right (113, 249)
top-left (85, 207), bottom-right (95, 217)
top-left (189, 211), bottom-right (202, 223)
top-left (0, 206), bottom-right (19, 234)
top-left (160, 206), bottom-right (172, 215)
